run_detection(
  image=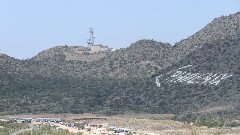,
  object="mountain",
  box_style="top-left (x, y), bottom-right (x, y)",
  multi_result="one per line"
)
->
top-left (0, 12), bottom-right (239, 116)
top-left (174, 12), bottom-right (240, 60)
